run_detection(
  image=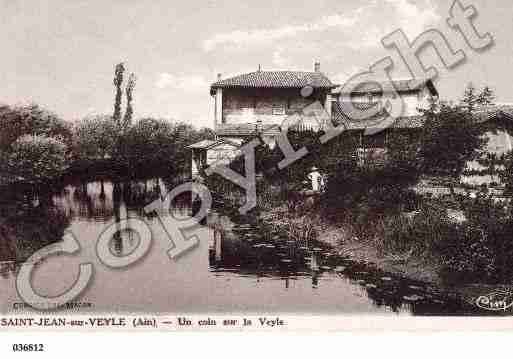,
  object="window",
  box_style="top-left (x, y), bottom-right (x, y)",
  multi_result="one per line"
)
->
top-left (272, 103), bottom-right (285, 115)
